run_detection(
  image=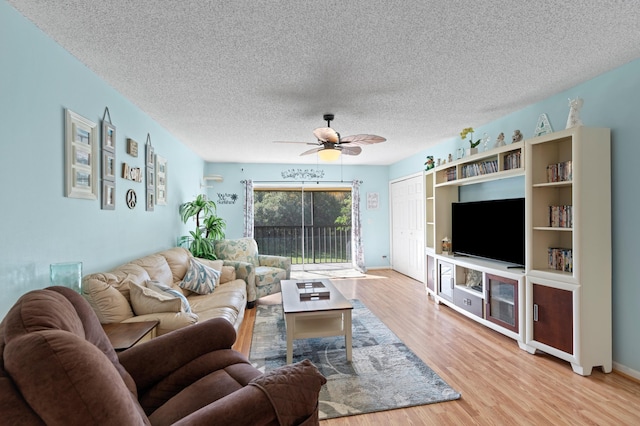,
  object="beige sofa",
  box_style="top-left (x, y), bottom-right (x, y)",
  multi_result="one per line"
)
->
top-left (82, 247), bottom-right (248, 336)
